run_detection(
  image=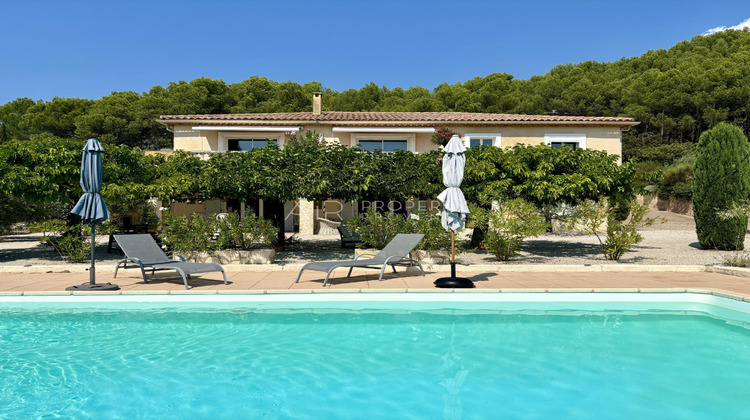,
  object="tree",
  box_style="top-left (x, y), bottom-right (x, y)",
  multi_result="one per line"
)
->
top-left (0, 98), bottom-right (35, 143)
top-left (693, 123), bottom-right (750, 250)
top-left (463, 144), bottom-right (628, 211)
